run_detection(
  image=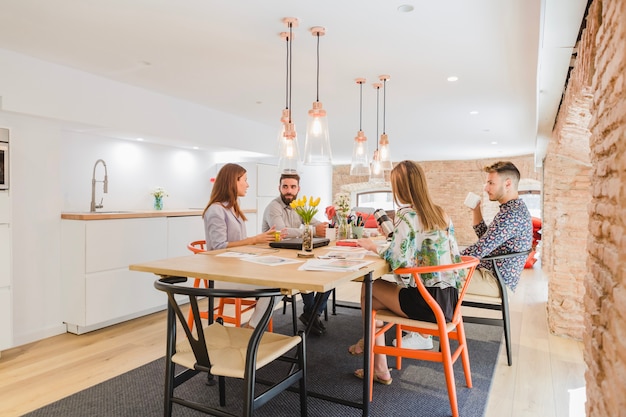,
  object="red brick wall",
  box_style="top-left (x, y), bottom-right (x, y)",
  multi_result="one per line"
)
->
top-left (583, 1), bottom-right (626, 416)
top-left (543, 6), bottom-right (594, 339)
